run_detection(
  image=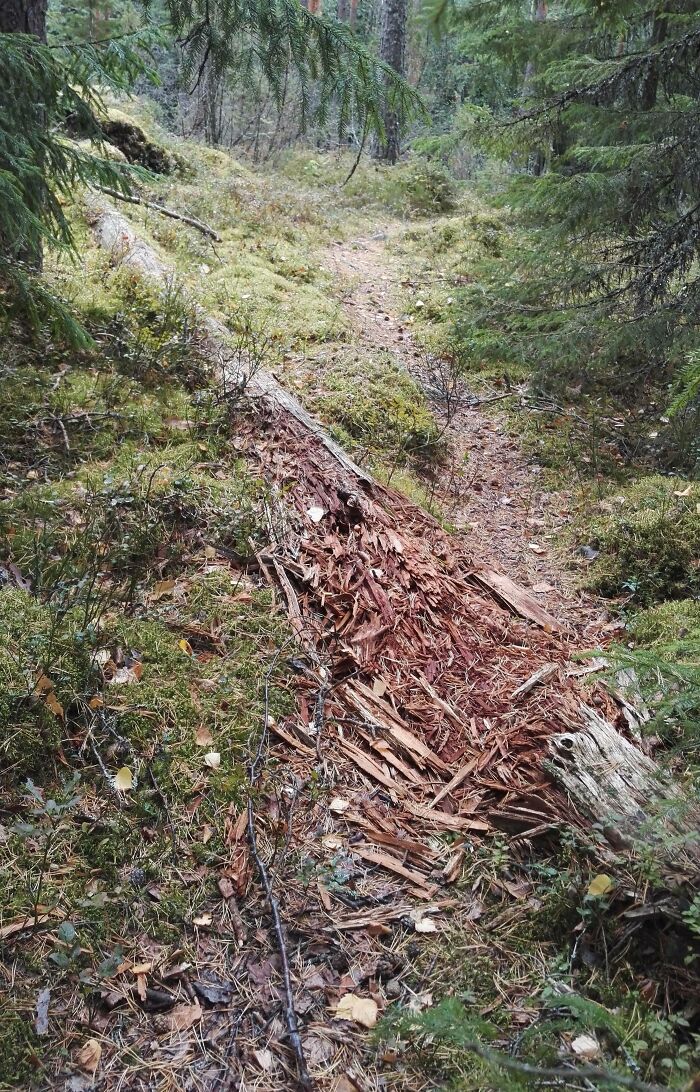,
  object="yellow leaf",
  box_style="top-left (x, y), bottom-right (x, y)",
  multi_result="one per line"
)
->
top-left (76, 1038), bottom-right (102, 1074)
top-left (43, 690), bottom-right (64, 718)
top-left (587, 874), bottom-right (614, 898)
top-left (113, 767), bottom-right (133, 792)
top-left (179, 639), bottom-right (194, 656)
top-left (334, 993), bottom-right (378, 1028)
